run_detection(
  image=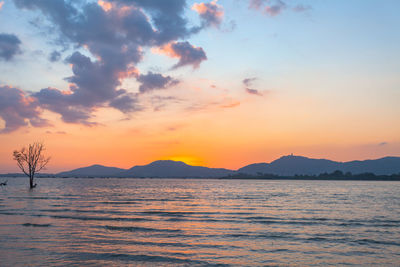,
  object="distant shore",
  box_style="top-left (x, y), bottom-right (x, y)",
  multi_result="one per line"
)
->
top-left (220, 171), bottom-right (400, 181)
top-left (1, 173), bottom-right (400, 181)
